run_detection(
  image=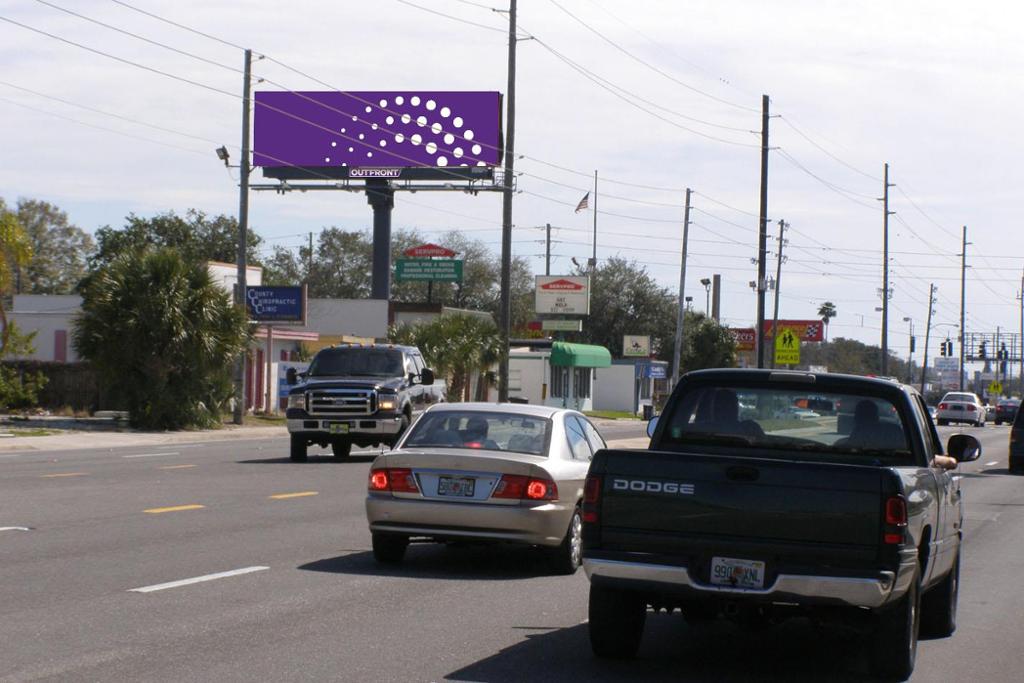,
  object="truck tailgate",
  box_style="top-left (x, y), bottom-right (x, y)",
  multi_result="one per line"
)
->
top-left (596, 449), bottom-right (885, 552)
